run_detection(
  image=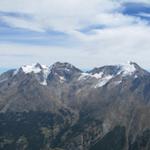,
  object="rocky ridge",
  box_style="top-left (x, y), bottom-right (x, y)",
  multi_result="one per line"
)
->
top-left (0, 61), bottom-right (150, 150)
